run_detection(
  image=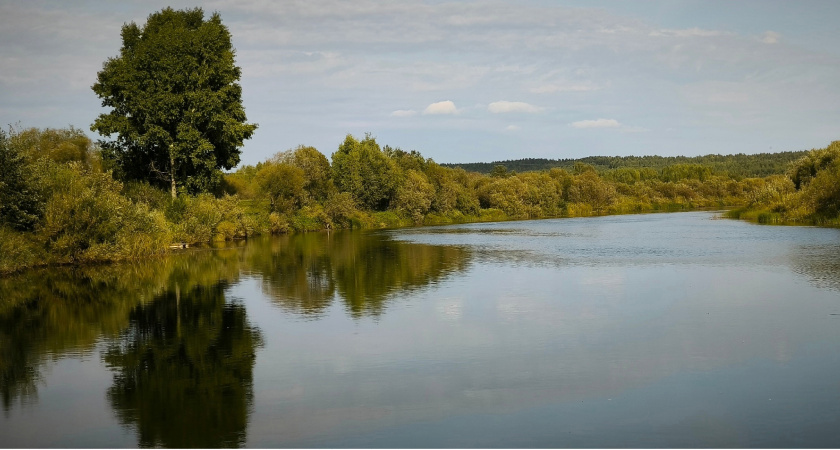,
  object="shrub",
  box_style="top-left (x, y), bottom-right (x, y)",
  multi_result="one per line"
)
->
top-left (268, 212), bottom-right (290, 234)
top-left (39, 163), bottom-right (170, 262)
top-left (171, 194), bottom-right (253, 243)
top-left (0, 226), bottom-right (45, 273)
top-left (324, 192), bottom-right (359, 228)
top-left (290, 205), bottom-right (330, 232)
top-left (122, 181), bottom-right (170, 209)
